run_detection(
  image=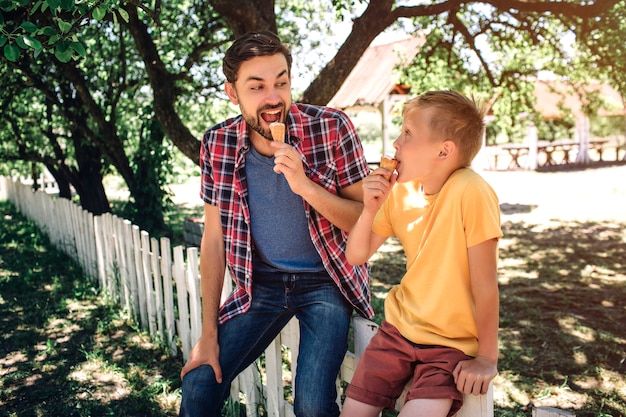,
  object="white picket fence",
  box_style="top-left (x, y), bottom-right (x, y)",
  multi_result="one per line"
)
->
top-left (0, 176), bottom-right (501, 417)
